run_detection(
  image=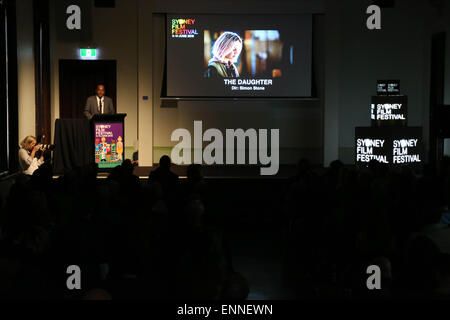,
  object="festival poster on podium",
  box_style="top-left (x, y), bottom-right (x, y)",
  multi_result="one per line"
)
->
top-left (94, 123), bottom-right (124, 169)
